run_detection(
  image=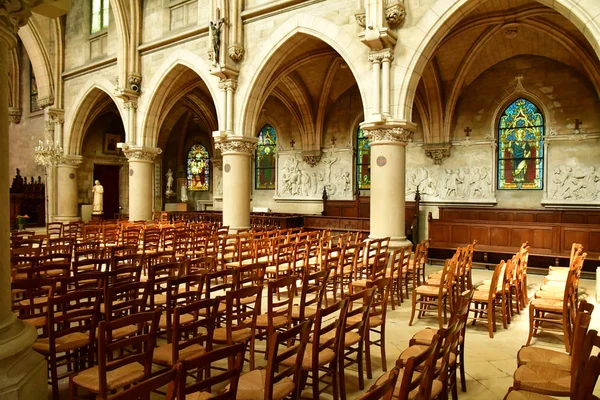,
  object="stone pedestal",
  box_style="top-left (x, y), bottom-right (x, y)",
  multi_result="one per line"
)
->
top-left (91, 214), bottom-right (104, 221)
top-left (122, 145), bottom-right (162, 221)
top-left (216, 137), bottom-right (256, 230)
top-left (364, 123), bottom-right (415, 248)
top-left (54, 155), bottom-right (82, 222)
